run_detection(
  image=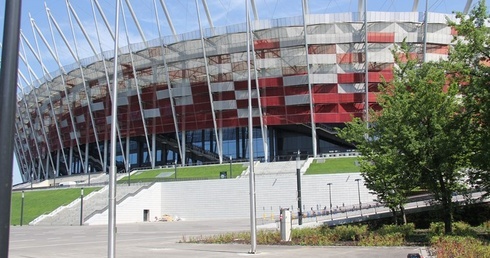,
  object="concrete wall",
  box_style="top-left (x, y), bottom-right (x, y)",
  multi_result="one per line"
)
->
top-left (86, 173), bottom-right (375, 224)
top-left (86, 184), bottom-right (162, 225)
top-left (160, 173), bottom-right (375, 220)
